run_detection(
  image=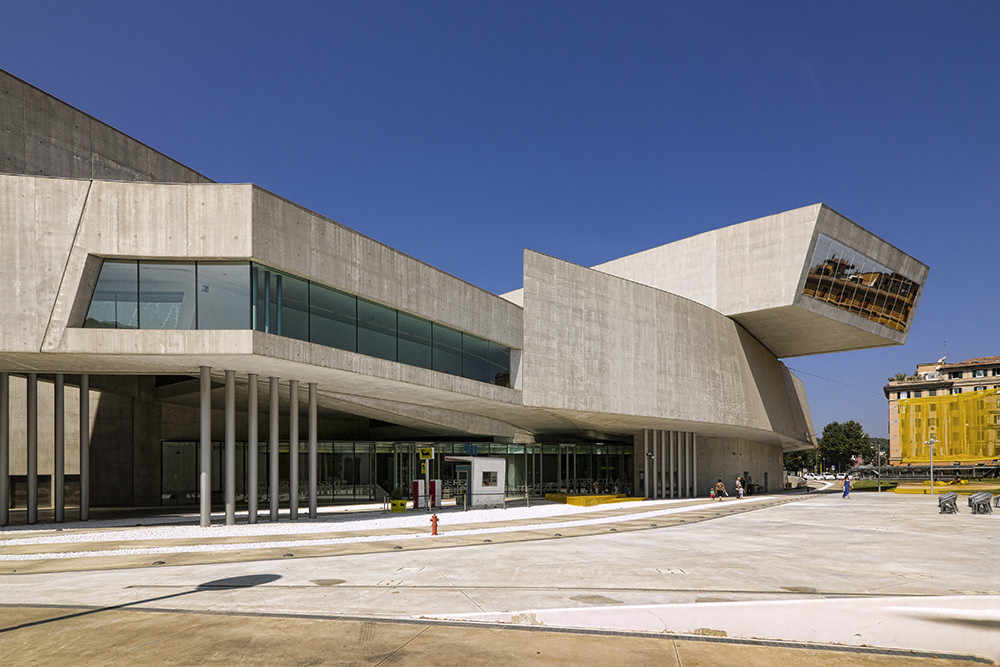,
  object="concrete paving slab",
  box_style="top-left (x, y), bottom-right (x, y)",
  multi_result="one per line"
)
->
top-left (0, 606), bottom-right (978, 666)
top-left (0, 492), bottom-right (995, 662)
